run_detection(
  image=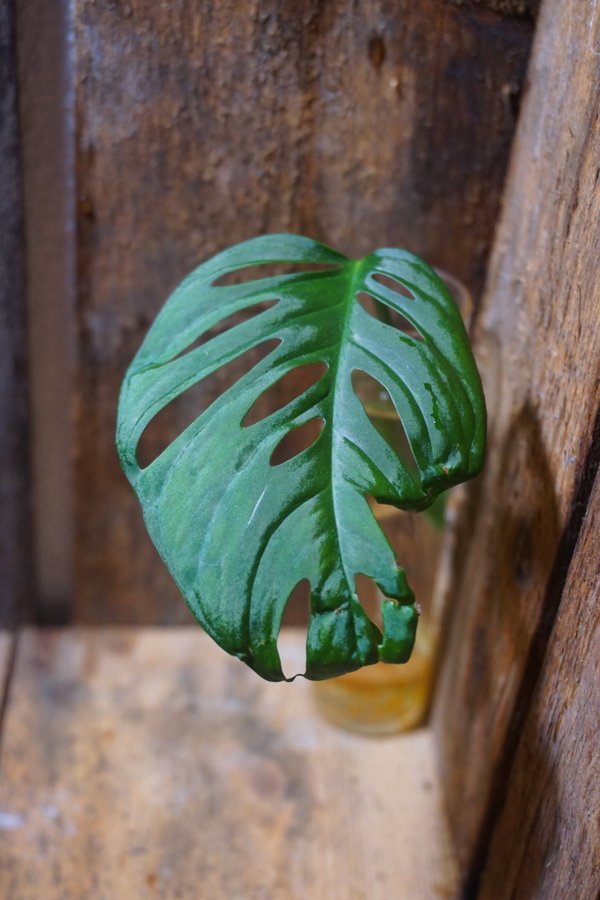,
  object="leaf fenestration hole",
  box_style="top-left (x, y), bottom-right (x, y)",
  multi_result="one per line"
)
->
top-left (368, 496), bottom-right (414, 558)
top-left (367, 497), bottom-right (444, 614)
top-left (280, 579), bottom-right (311, 679)
top-left (169, 300), bottom-right (278, 363)
top-left (242, 361), bottom-right (328, 427)
top-left (269, 416), bottom-right (324, 467)
top-left (136, 339), bottom-right (281, 469)
top-left (281, 578), bottom-right (311, 628)
top-left (212, 262), bottom-right (338, 287)
top-left (357, 292), bottom-right (423, 341)
top-left (373, 272), bottom-right (415, 299)
top-left (351, 370), bottom-right (418, 476)
top-left (355, 573), bottom-right (384, 629)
